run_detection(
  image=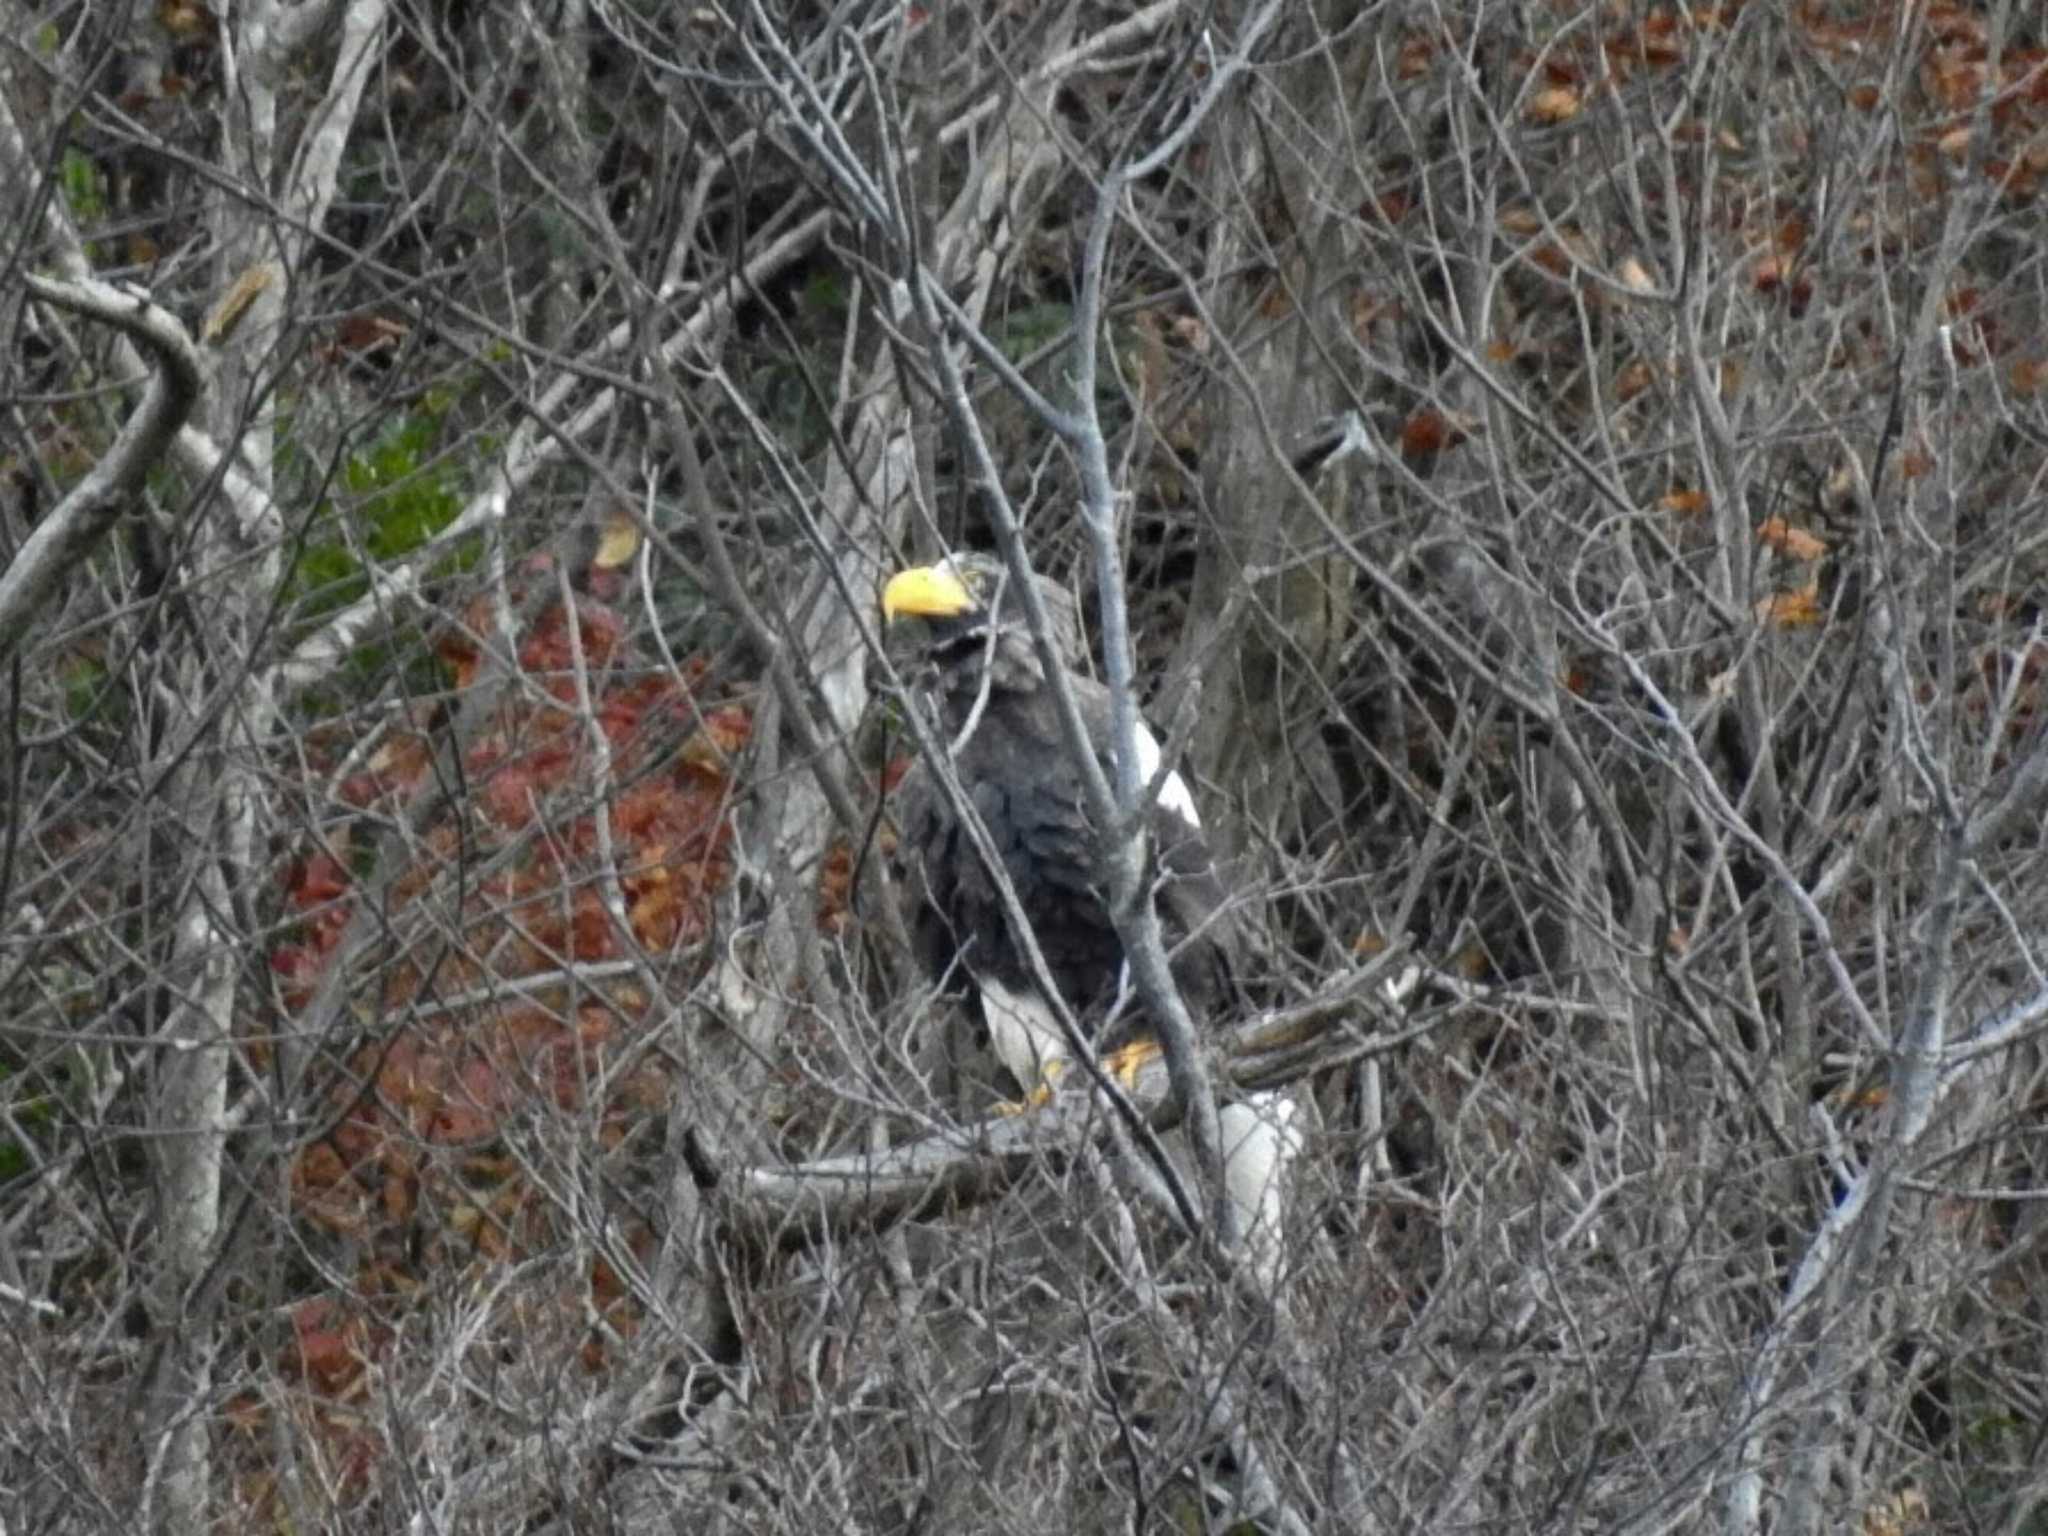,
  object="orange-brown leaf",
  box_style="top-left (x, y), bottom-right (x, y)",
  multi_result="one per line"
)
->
top-left (817, 842), bottom-right (855, 935)
top-left (332, 312), bottom-right (407, 359)
top-left (1757, 517), bottom-right (1828, 560)
top-left (290, 852), bottom-right (350, 908)
top-left (157, 0), bottom-right (217, 36)
top-left (1399, 411), bottom-right (1449, 459)
top-left (1615, 360), bottom-right (1656, 403)
top-left (1527, 86), bottom-right (1583, 124)
top-left (679, 705), bottom-right (751, 777)
top-left (1757, 580), bottom-right (1824, 629)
